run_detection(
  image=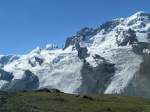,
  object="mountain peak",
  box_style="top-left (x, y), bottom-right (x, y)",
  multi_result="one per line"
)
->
top-left (30, 44), bottom-right (58, 54)
top-left (134, 11), bottom-right (146, 16)
top-left (45, 44), bottom-right (58, 50)
top-left (129, 11), bottom-right (150, 19)
top-left (30, 46), bottom-right (41, 54)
